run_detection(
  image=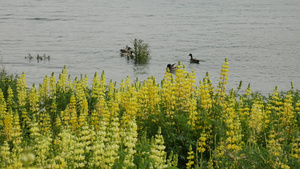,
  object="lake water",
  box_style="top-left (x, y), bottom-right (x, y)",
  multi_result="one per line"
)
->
top-left (1, 0), bottom-right (299, 95)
